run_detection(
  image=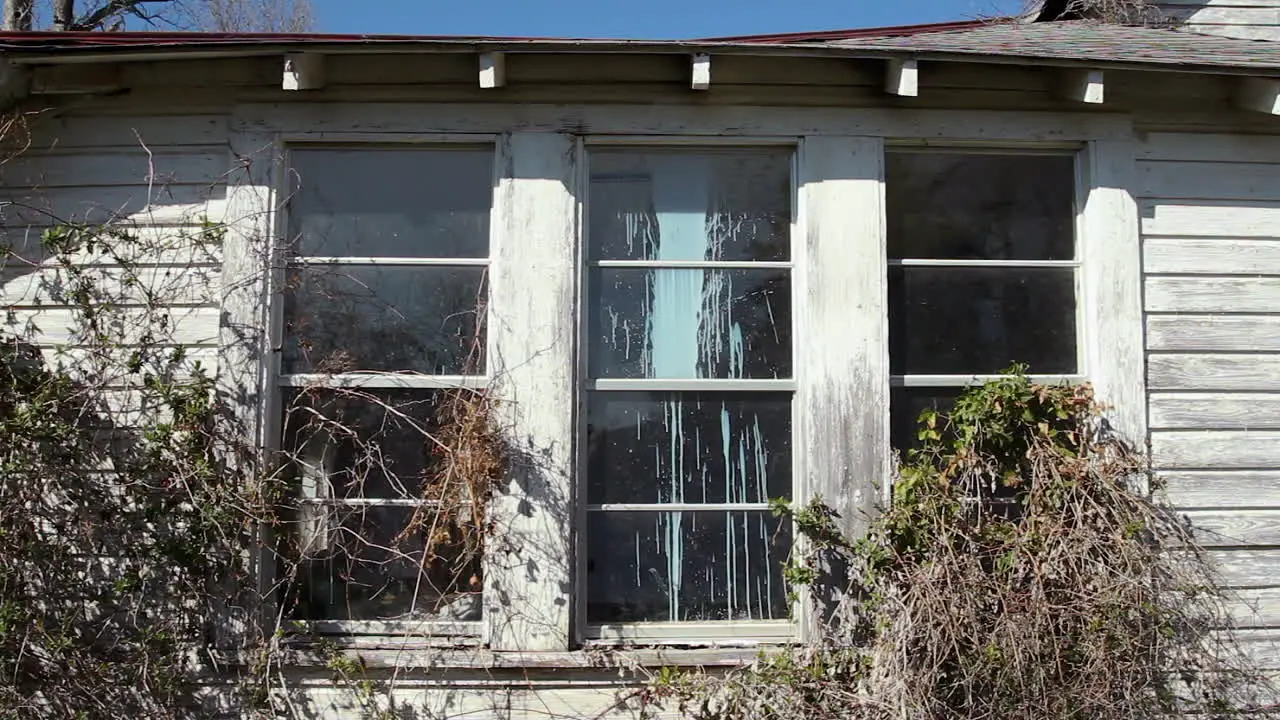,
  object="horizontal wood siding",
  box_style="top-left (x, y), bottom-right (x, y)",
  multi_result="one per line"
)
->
top-left (1140, 131), bottom-right (1280, 634)
top-left (1, 112), bottom-right (230, 374)
top-left (1156, 1), bottom-right (1280, 41)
